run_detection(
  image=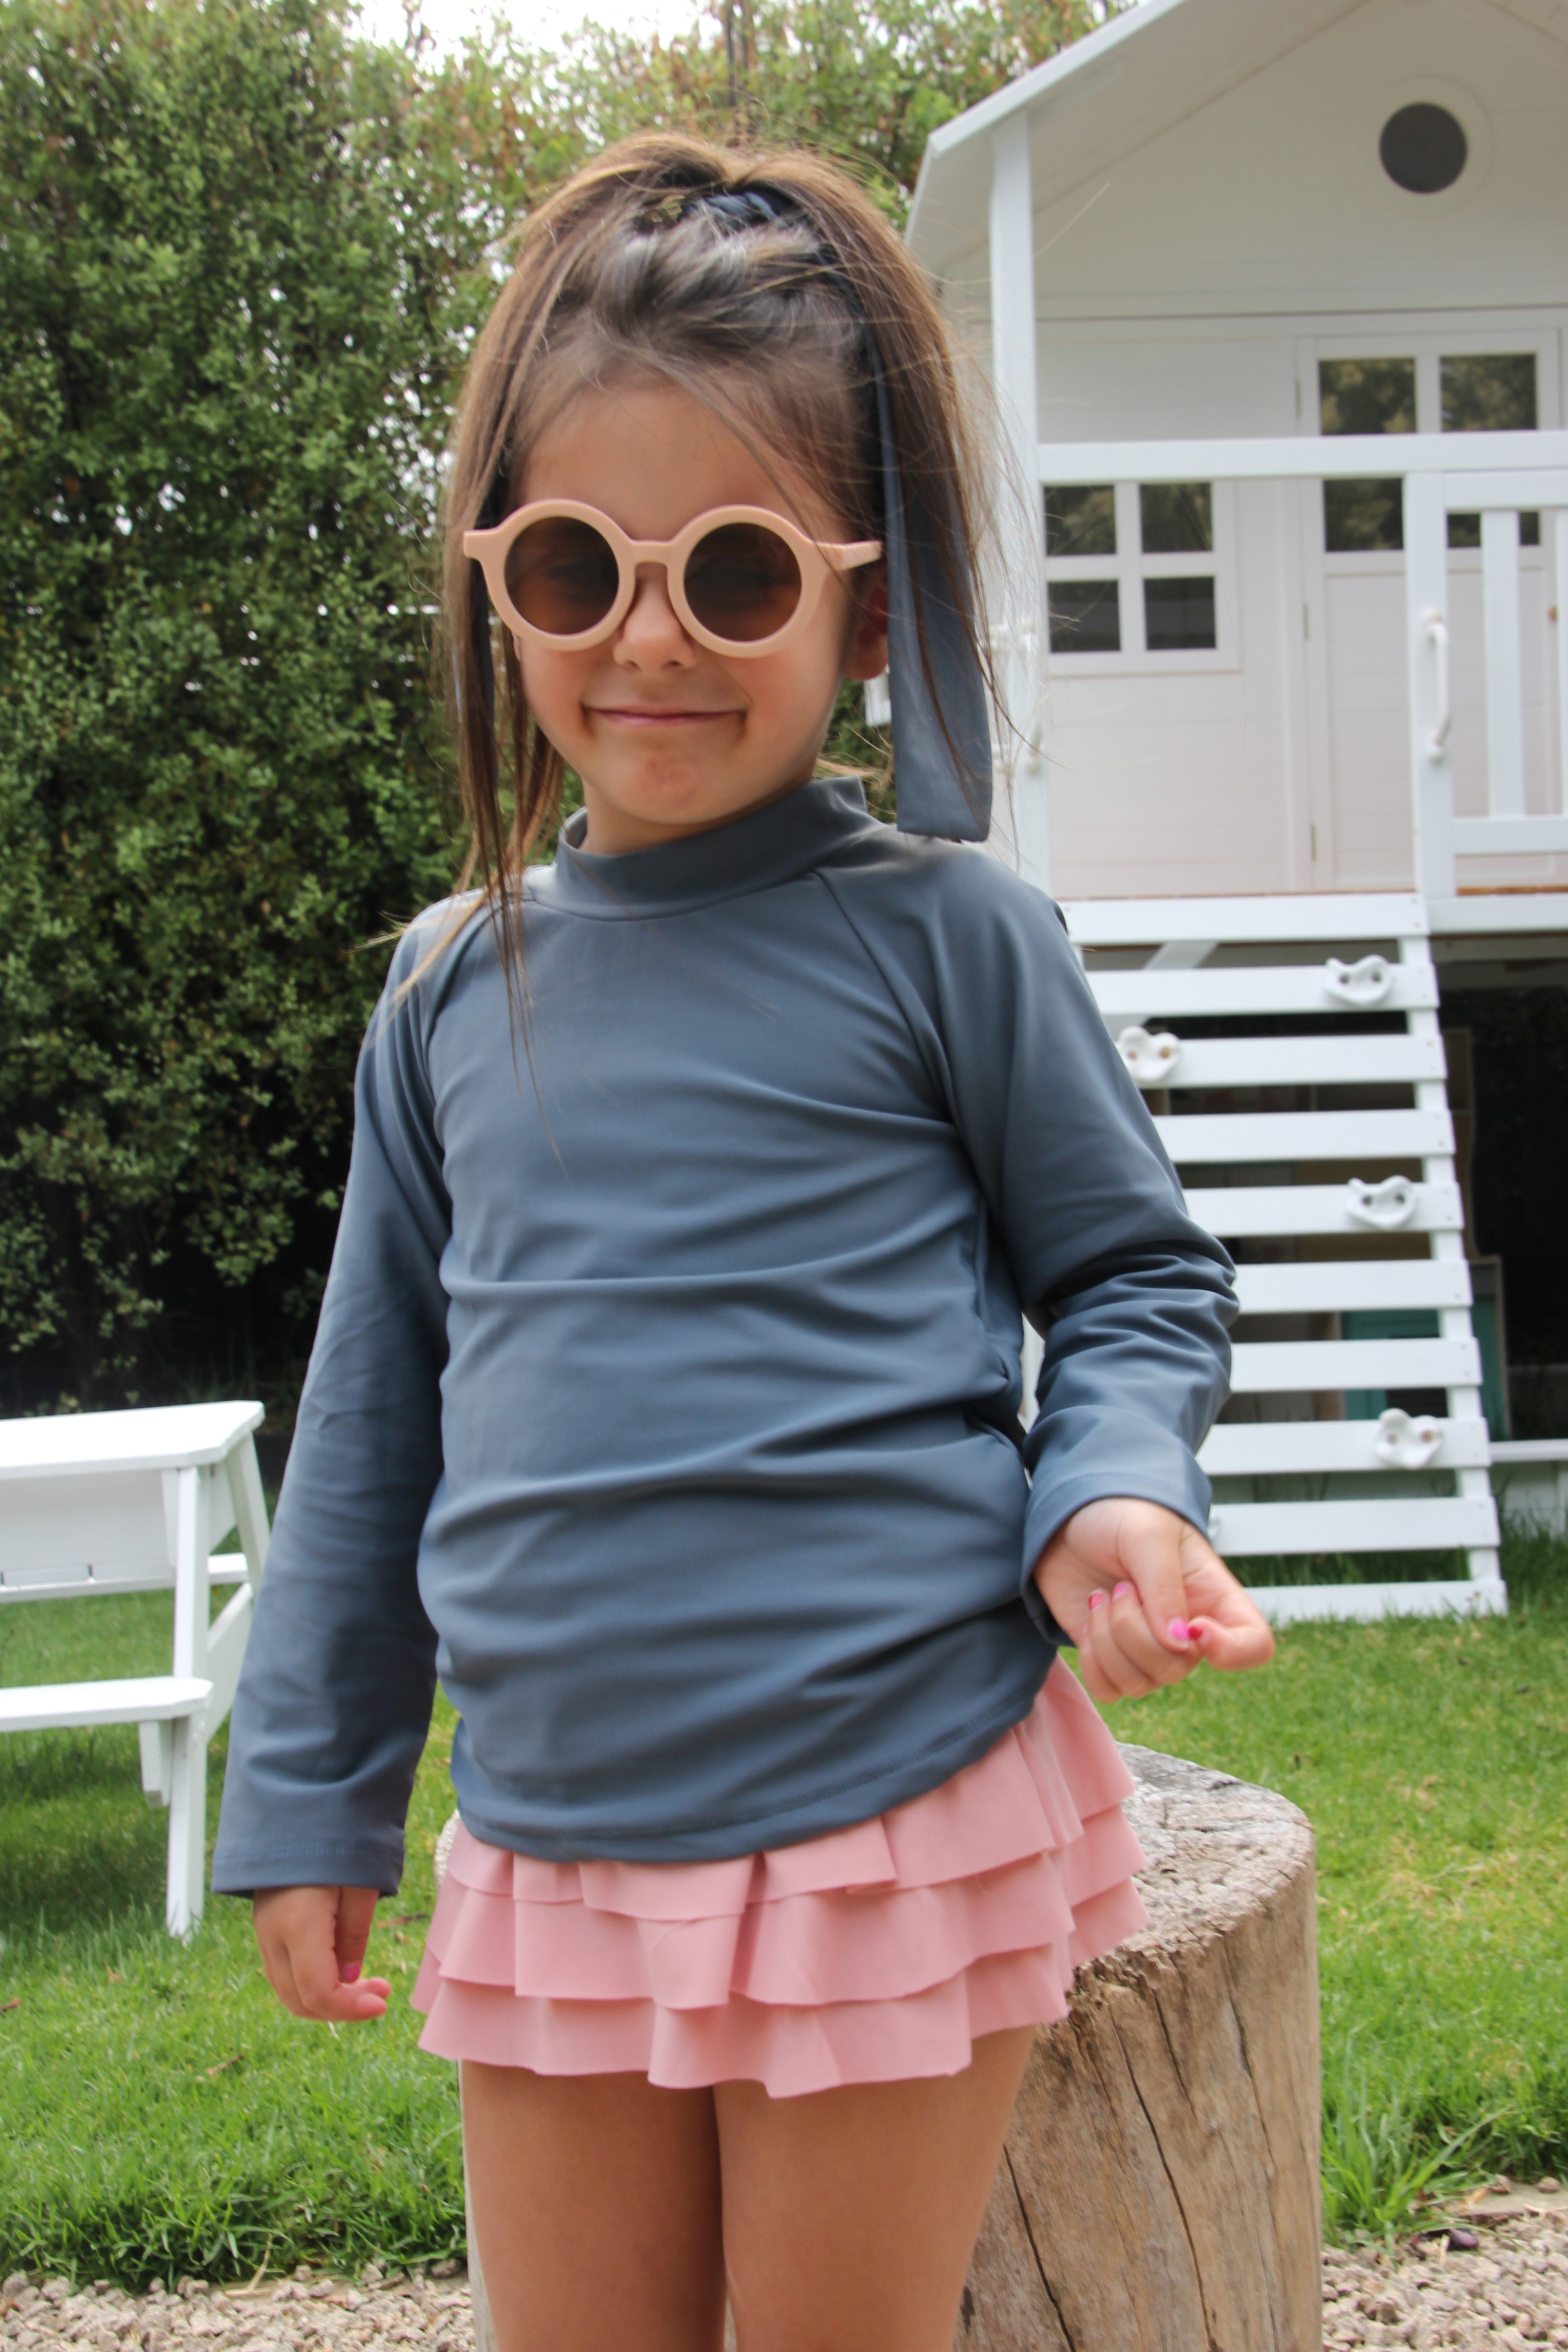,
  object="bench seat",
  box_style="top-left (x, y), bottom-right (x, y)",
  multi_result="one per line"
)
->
top-left (0, 1675), bottom-right (213, 1735)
